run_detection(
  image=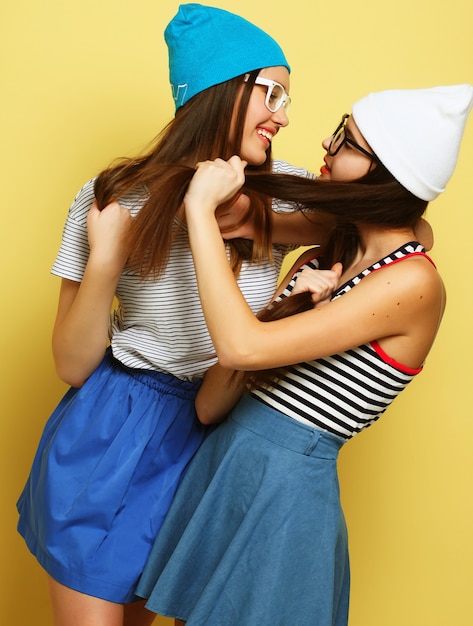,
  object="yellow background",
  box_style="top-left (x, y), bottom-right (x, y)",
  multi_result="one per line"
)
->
top-left (2, 1), bottom-right (472, 624)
